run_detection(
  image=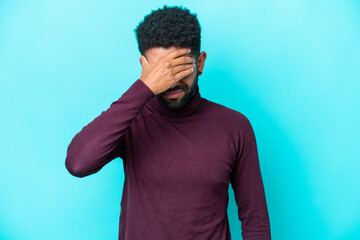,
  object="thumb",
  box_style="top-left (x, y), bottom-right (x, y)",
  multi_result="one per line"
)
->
top-left (140, 55), bottom-right (149, 67)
